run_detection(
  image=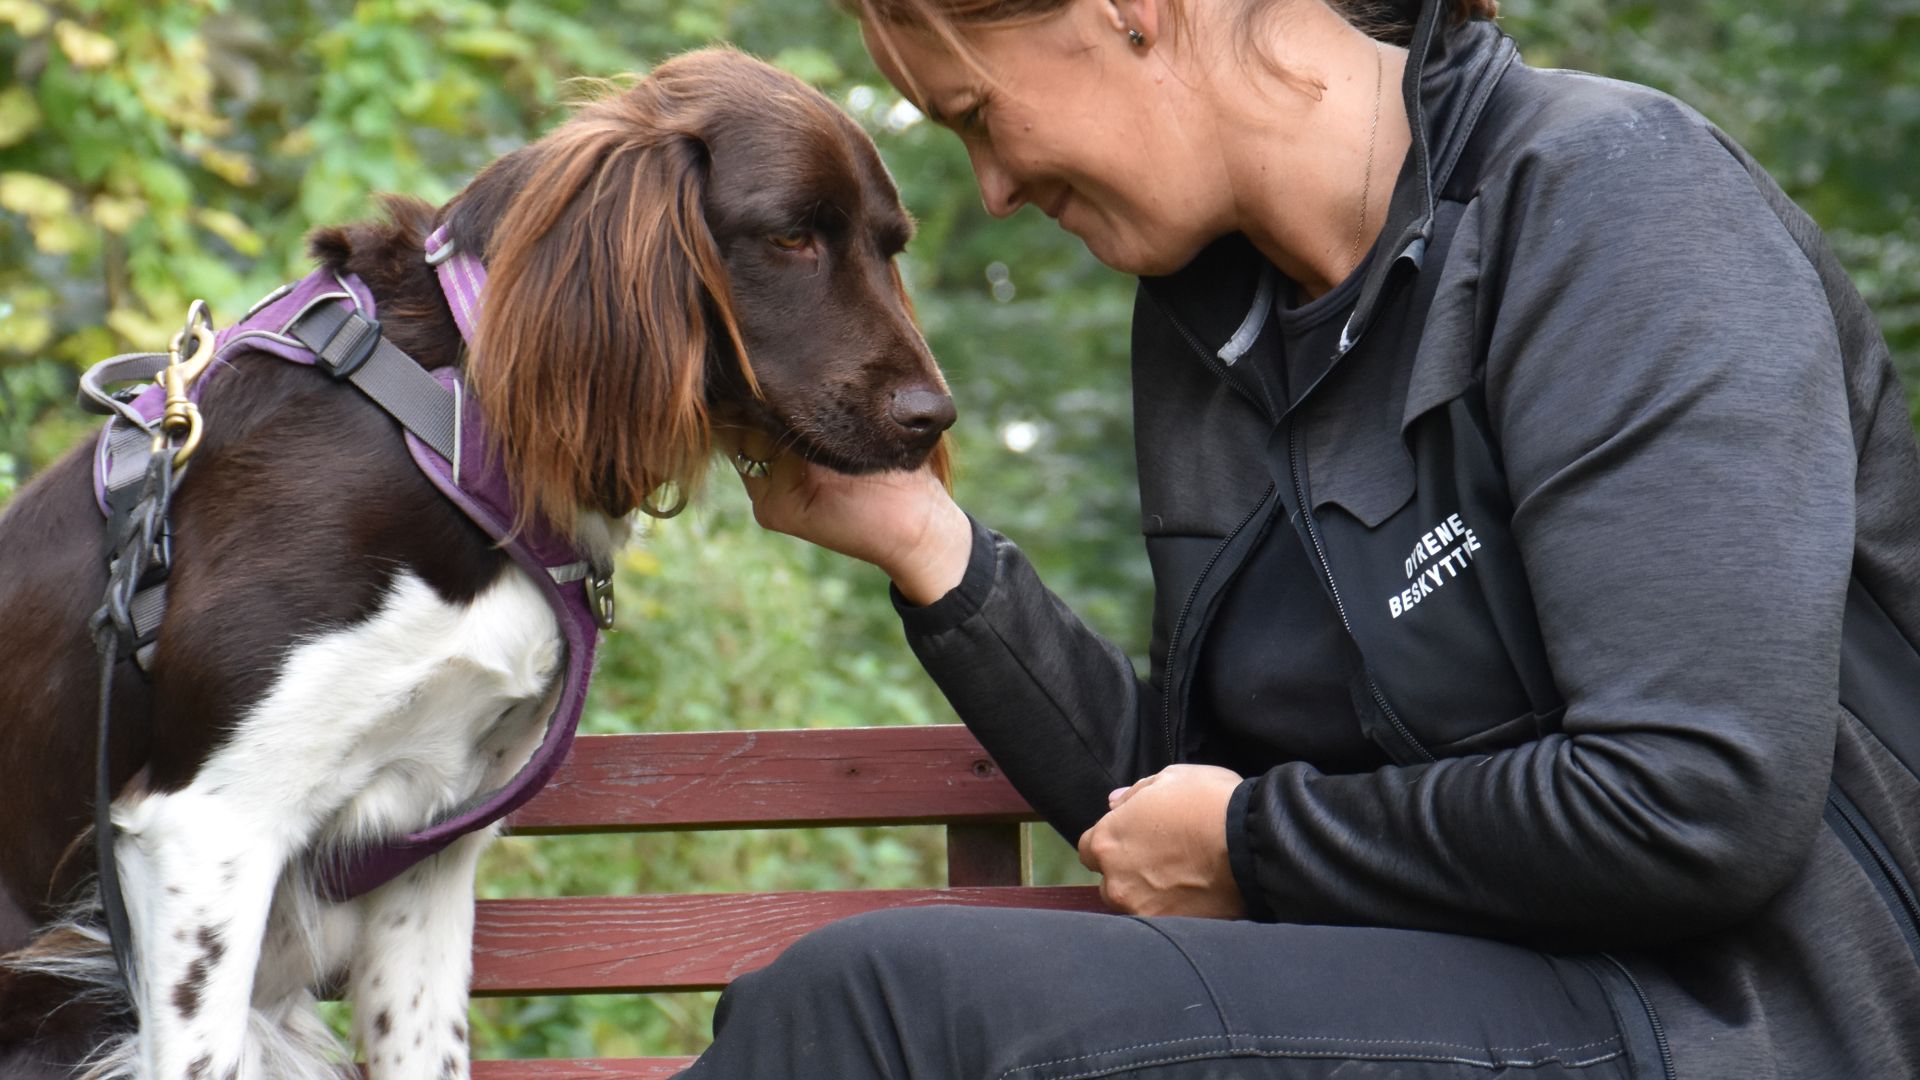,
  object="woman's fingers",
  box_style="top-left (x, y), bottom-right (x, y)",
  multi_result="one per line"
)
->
top-left (1108, 772), bottom-right (1164, 809)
